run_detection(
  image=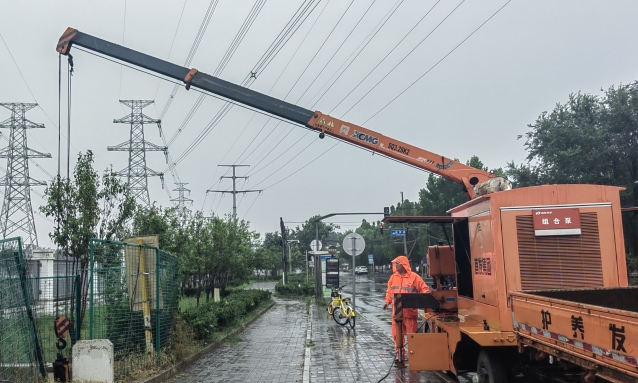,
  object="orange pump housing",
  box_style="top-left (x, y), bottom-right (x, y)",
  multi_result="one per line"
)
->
top-left (427, 245), bottom-right (456, 277)
top-left (407, 184), bottom-right (630, 377)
